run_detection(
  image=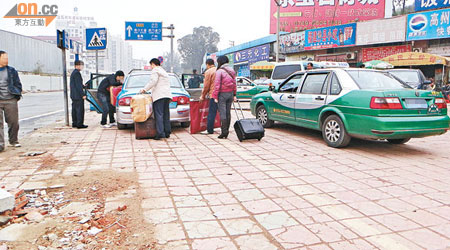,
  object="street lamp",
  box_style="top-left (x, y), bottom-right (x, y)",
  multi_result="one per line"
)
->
top-left (274, 0), bottom-right (282, 63)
